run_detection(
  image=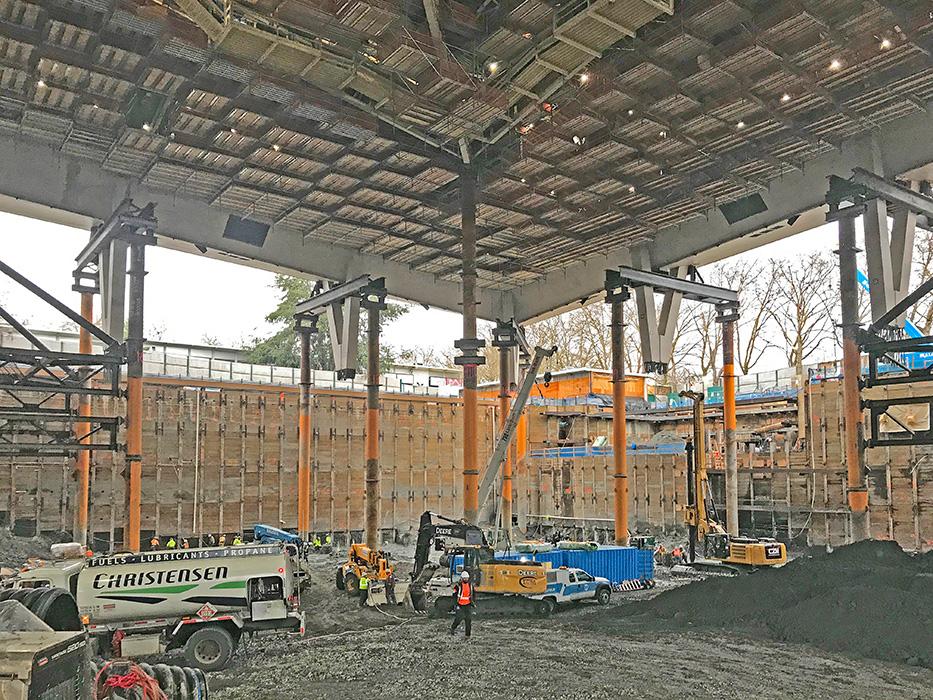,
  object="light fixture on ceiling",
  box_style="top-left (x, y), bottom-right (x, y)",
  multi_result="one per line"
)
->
top-left (628, 185), bottom-right (636, 194)
top-left (36, 79), bottom-right (46, 88)
top-left (487, 60), bottom-right (500, 74)
top-left (92, 103), bottom-right (99, 109)
top-left (880, 37), bottom-right (892, 49)
top-left (736, 120), bottom-right (746, 128)
top-left (579, 72), bottom-right (590, 85)
top-left (659, 130), bottom-right (667, 138)
top-left (229, 127), bottom-right (237, 134)
top-left (781, 92), bottom-right (791, 102)
top-left (549, 189), bottom-right (556, 196)
top-left (142, 122), bottom-right (152, 132)
top-left (829, 58), bottom-right (842, 70)
top-left (272, 144), bottom-right (281, 151)
top-left (520, 177), bottom-right (527, 183)
top-left (169, 132), bottom-right (176, 139)
top-left (572, 134), bottom-right (586, 145)
top-left (627, 108), bottom-right (634, 116)
top-left (522, 32), bottom-right (533, 39)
